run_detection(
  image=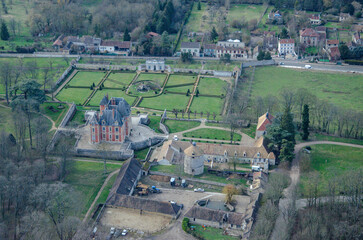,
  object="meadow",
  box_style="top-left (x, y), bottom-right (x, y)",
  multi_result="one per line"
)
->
top-left (252, 66), bottom-right (363, 111)
top-left (104, 72), bottom-right (136, 88)
top-left (189, 96), bottom-right (225, 114)
top-left (138, 93), bottom-right (190, 111)
top-left (68, 71), bottom-right (106, 87)
top-left (183, 128), bottom-right (241, 141)
top-left (198, 77), bottom-right (228, 96)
